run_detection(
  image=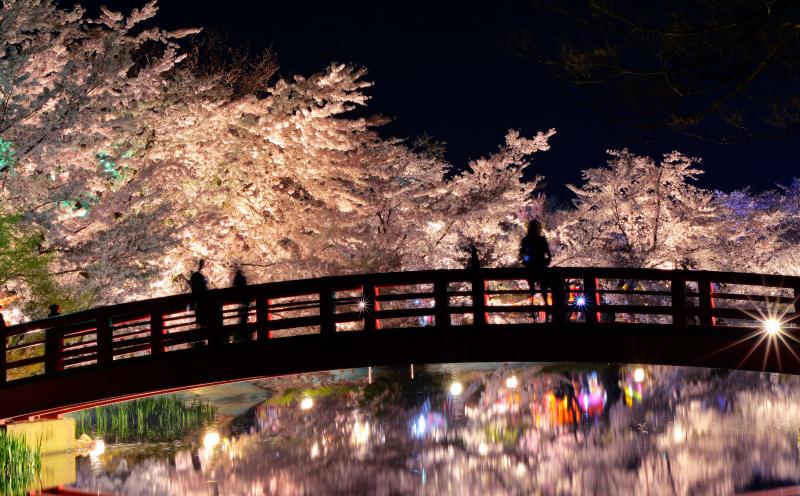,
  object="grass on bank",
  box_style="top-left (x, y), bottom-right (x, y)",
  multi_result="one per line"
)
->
top-left (0, 429), bottom-right (41, 496)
